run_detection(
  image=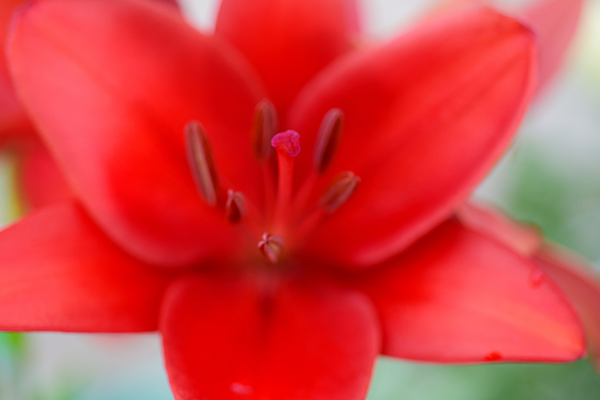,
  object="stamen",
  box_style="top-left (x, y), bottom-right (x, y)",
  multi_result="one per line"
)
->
top-left (225, 189), bottom-right (245, 223)
top-left (271, 131), bottom-right (301, 226)
top-left (314, 108), bottom-right (344, 173)
top-left (288, 109), bottom-right (345, 222)
top-left (258, 232), bottom-right (284, 264)
top-left (185, 121), bottom-right (219, 206)
top-left (290, 172), bottom-right (361, 245)
top-left (252, 99), bottom-right (278, 161)
top-left (319, 171), bottom-right (361, 213)
top-left (252, 100), bottom-right (278, 217)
